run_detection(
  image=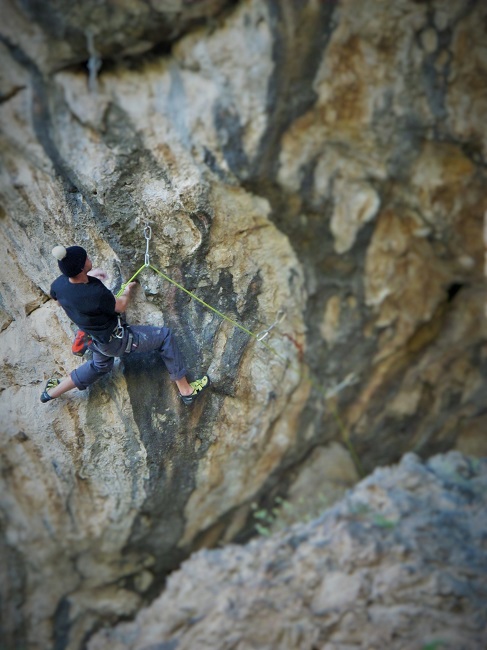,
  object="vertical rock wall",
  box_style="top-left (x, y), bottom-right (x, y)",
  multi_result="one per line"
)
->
top-left (0, 0), bottom-right (486, 648)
